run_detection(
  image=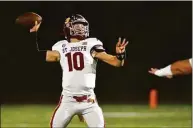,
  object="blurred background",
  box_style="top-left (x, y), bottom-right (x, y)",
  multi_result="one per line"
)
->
top-left (1, 1), bottom-right (192, 127)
